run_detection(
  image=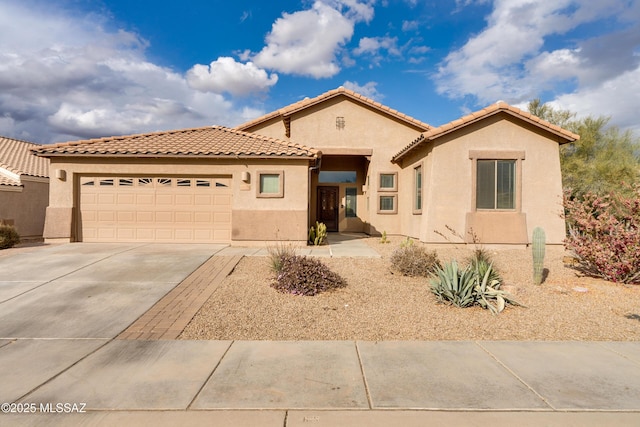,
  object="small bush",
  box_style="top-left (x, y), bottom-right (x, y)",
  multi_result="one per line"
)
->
top-left (0, 225), bottom-right (20, 249)
top-left (266, 243), bottom-right (296, 274)
top-left (390, 244), bottom-right (441, 277)
top-left (564, 187), bottom-right (640, 284)
top-left (271, 255), bottom-right (347, 296)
